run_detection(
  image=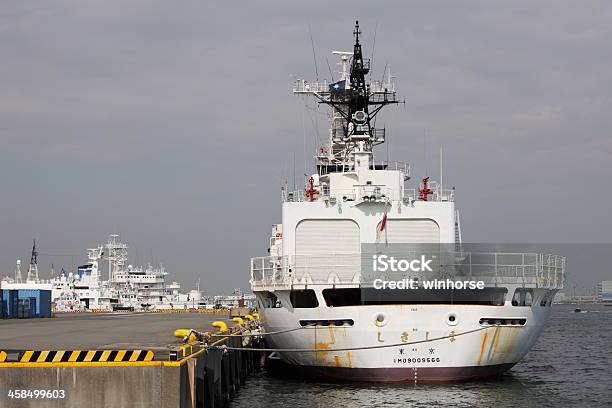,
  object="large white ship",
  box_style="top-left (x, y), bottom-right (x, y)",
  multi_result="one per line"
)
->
top-left (1, 235), bottom-right (205, 311)
top-left (250, 22), bottom-right (565, 382)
